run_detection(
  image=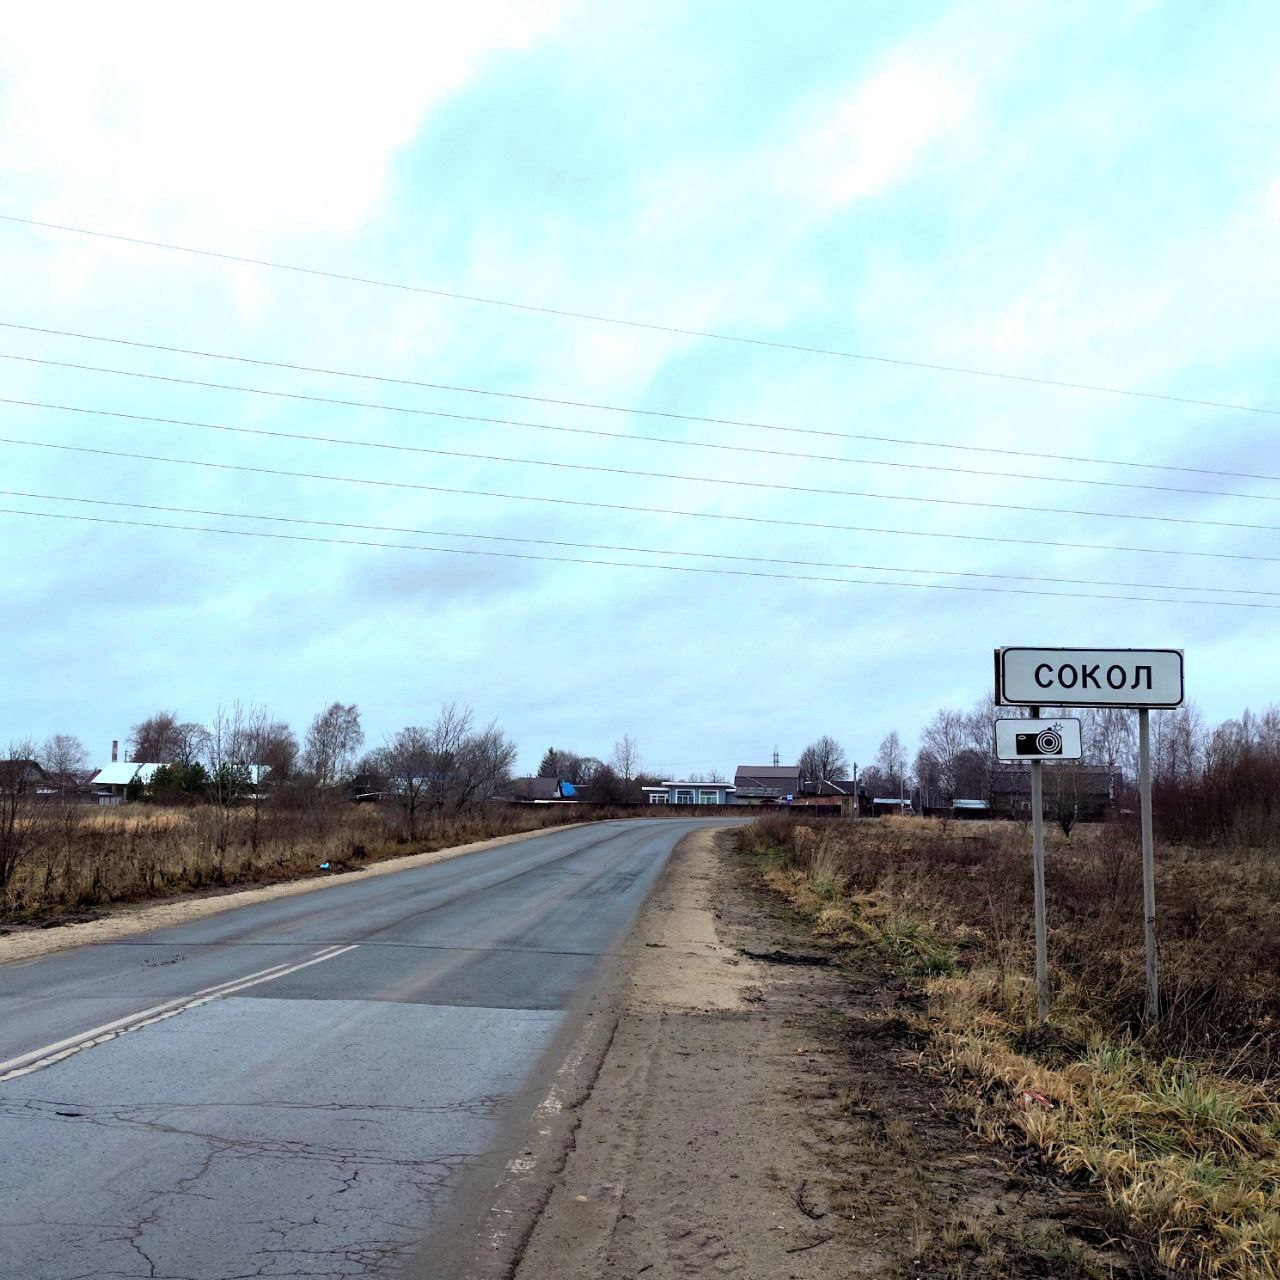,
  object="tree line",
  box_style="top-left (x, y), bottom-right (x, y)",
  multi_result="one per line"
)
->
top-left (844, 698), bottom-right (1280, 844)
